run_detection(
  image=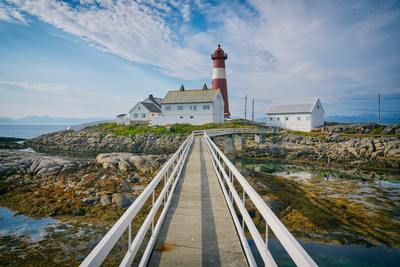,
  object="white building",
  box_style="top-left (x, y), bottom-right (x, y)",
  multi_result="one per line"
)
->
top-left (266, 98), bottom-right (325, 132)
top-left (115, 114), bottom-right (129, 125)
top-left (151, 85), bottom-right (224, 125)
top-left (129, 94), bottom-right (162, 124)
